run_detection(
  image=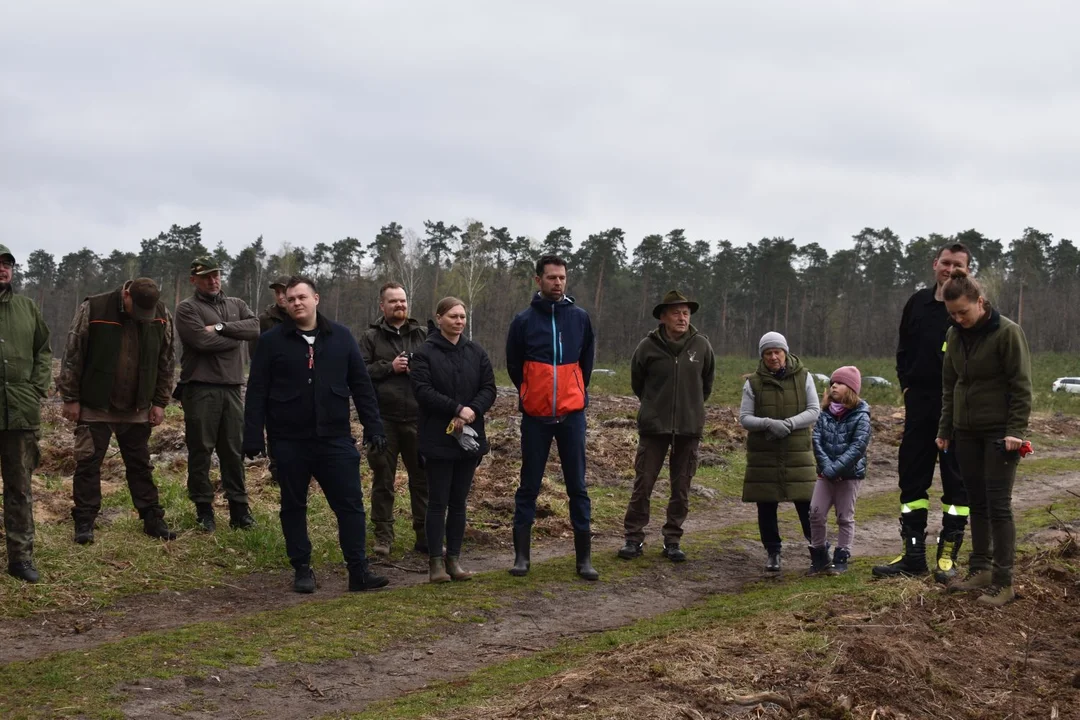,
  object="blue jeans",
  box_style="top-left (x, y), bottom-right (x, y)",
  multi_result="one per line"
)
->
top-left (514, 412), bottom-right (591, 532)
top-left (274, 436), bottom-right (368, 572)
